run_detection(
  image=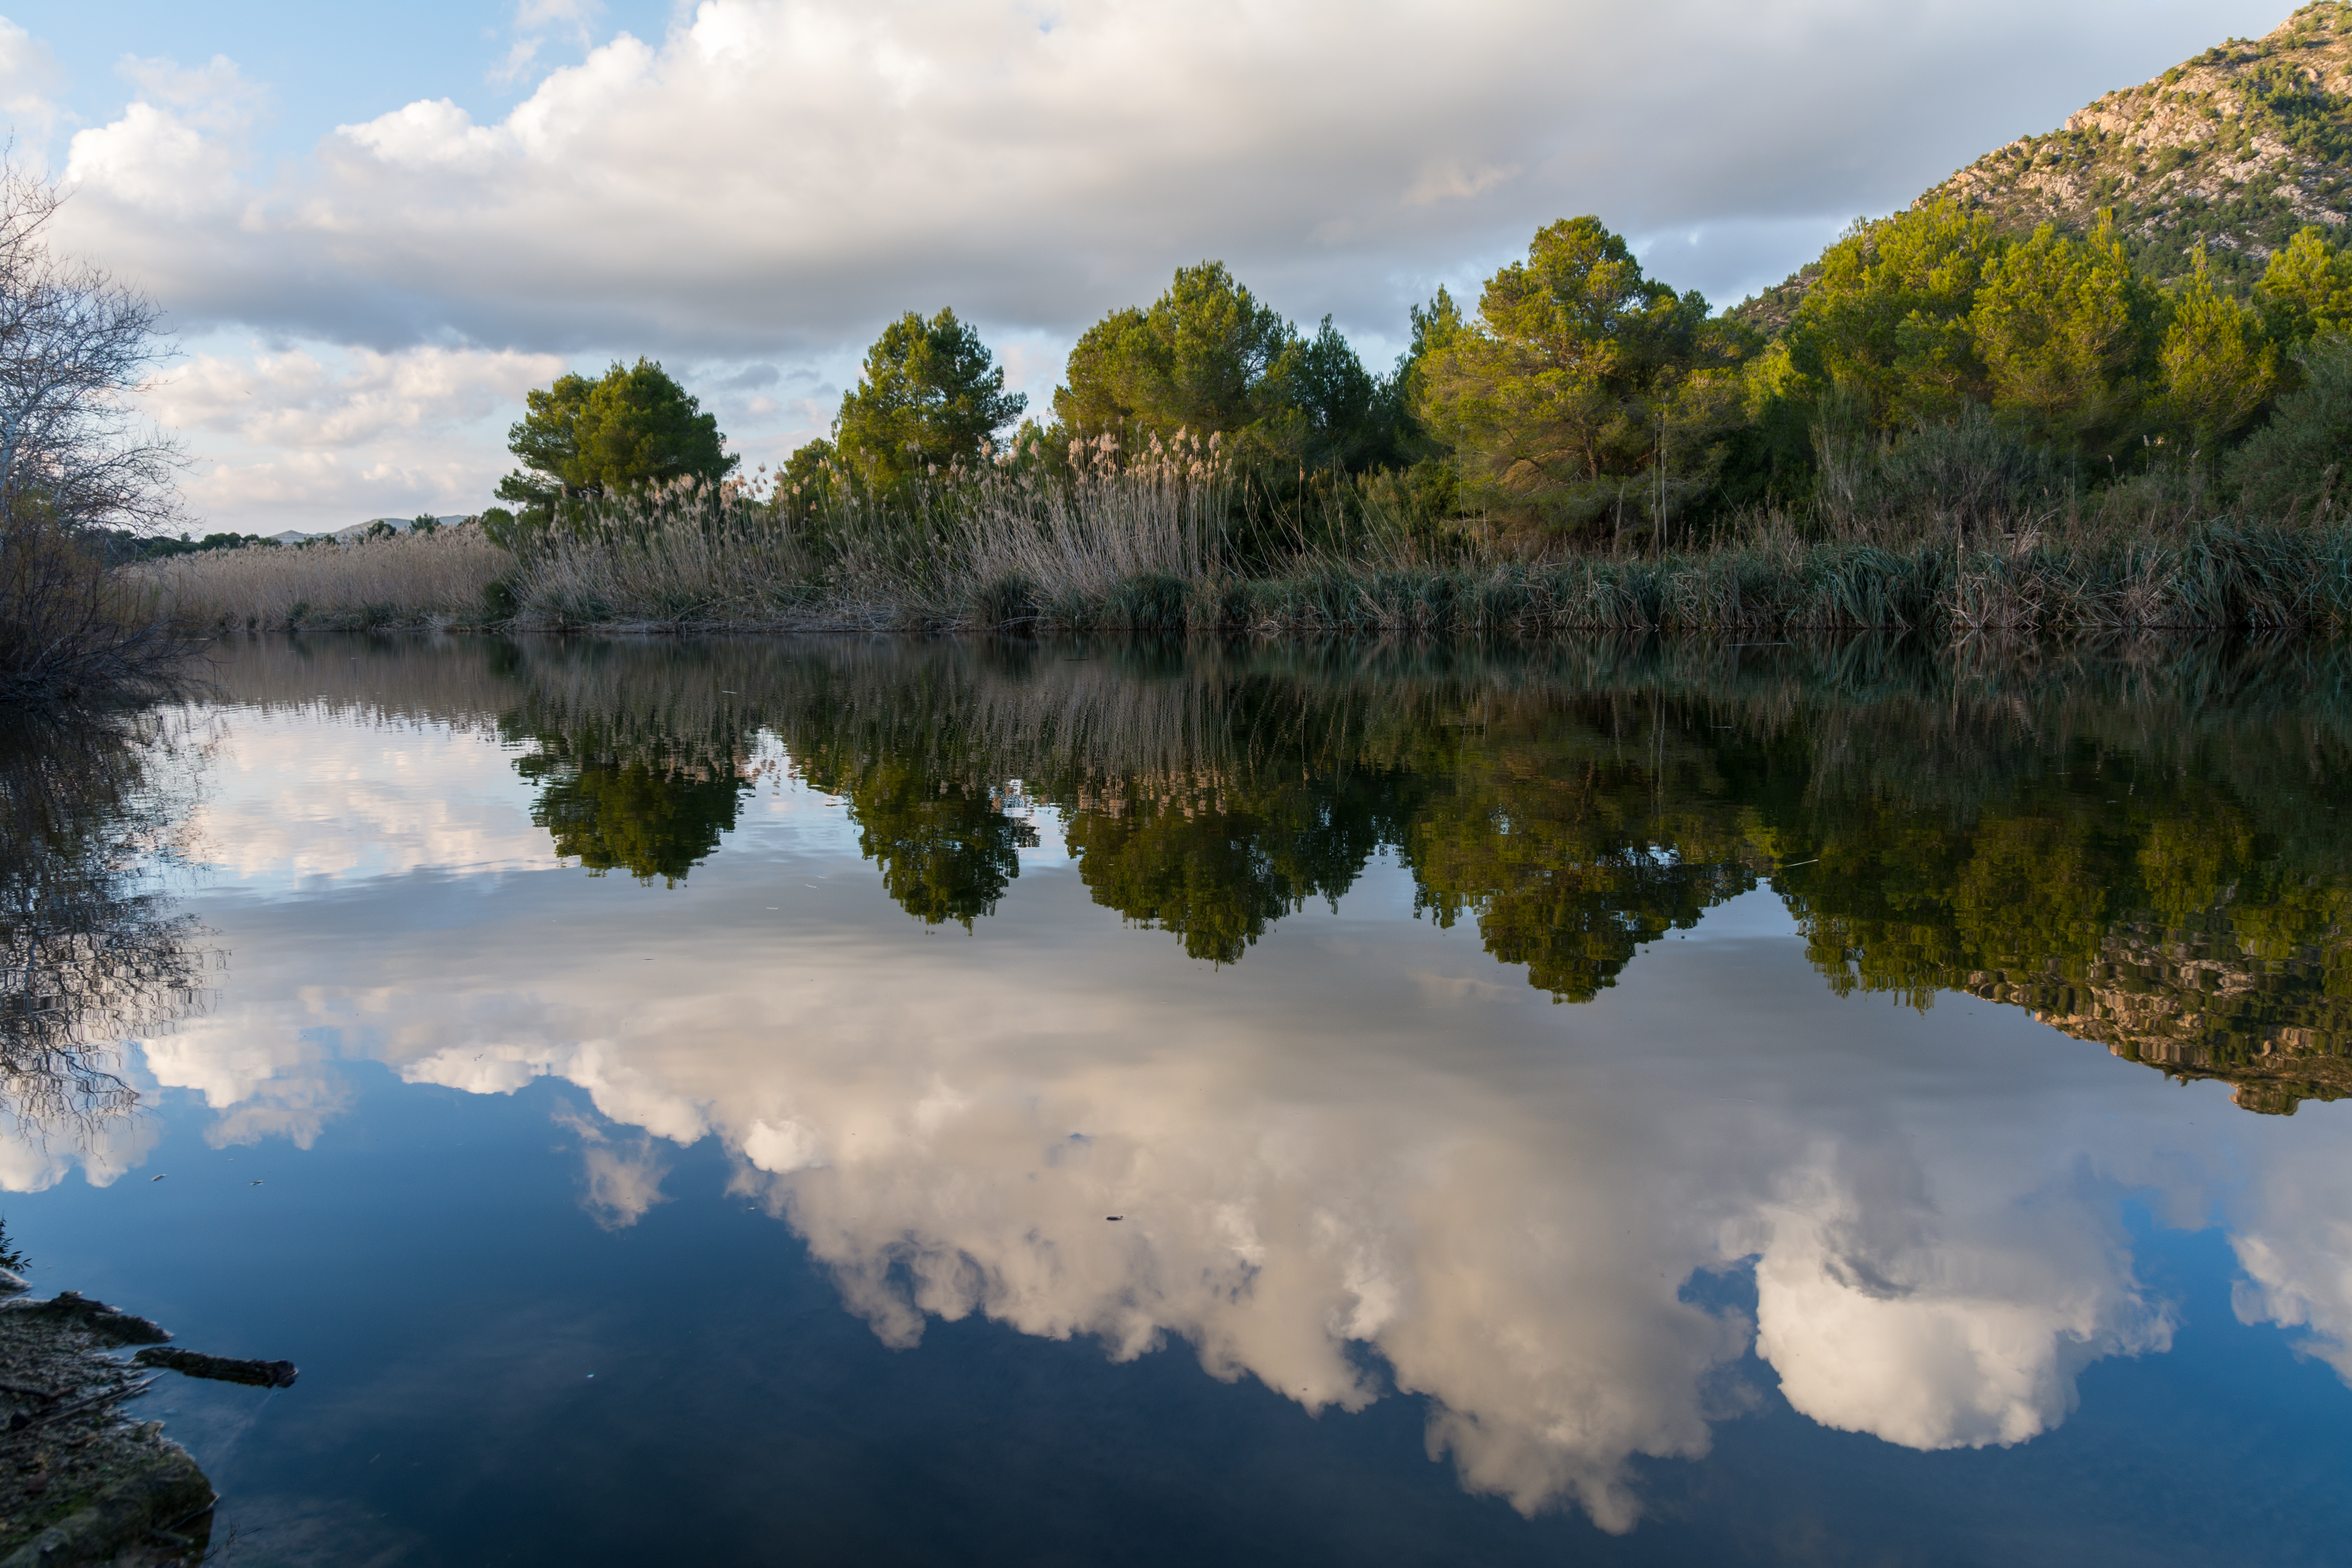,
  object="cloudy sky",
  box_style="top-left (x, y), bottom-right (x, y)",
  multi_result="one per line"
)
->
top-left (0, 0), bottom-right (2295, 532)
